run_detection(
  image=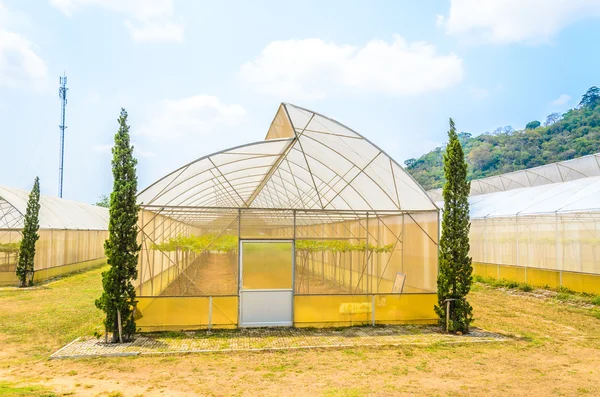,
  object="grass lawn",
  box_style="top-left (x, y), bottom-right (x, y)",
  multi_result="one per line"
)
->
top-left (1, 266), bottom-right (599, 396)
